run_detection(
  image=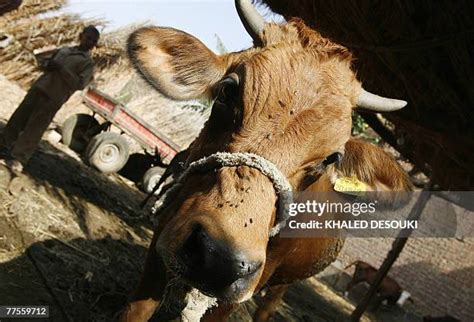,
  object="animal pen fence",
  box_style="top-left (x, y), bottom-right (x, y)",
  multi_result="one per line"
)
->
top-left (261, 0), bottom-right (474, 190)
